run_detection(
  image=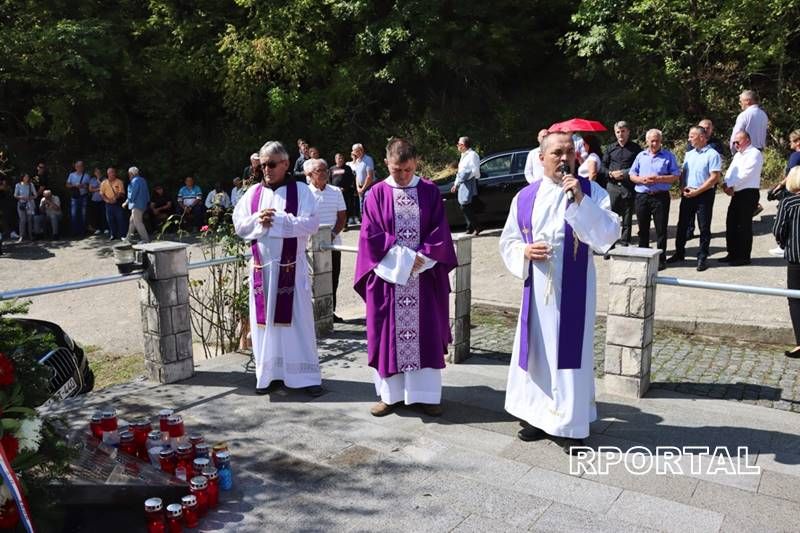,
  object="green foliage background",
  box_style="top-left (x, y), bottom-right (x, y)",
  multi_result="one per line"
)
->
top-left (1, 0), bottom-right (799, 187)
